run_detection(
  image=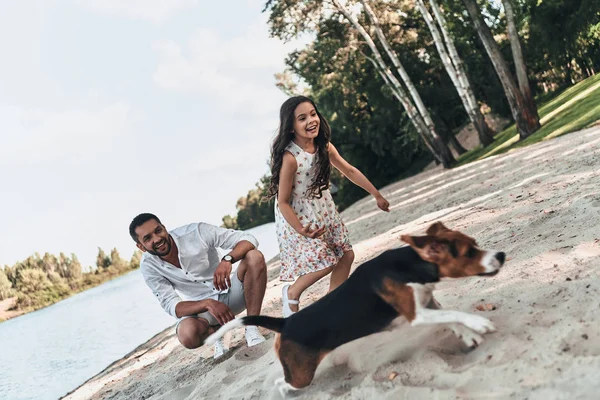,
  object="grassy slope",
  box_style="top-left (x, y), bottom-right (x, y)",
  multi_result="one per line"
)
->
top-left (457, 74), bottom-right (600, 166)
